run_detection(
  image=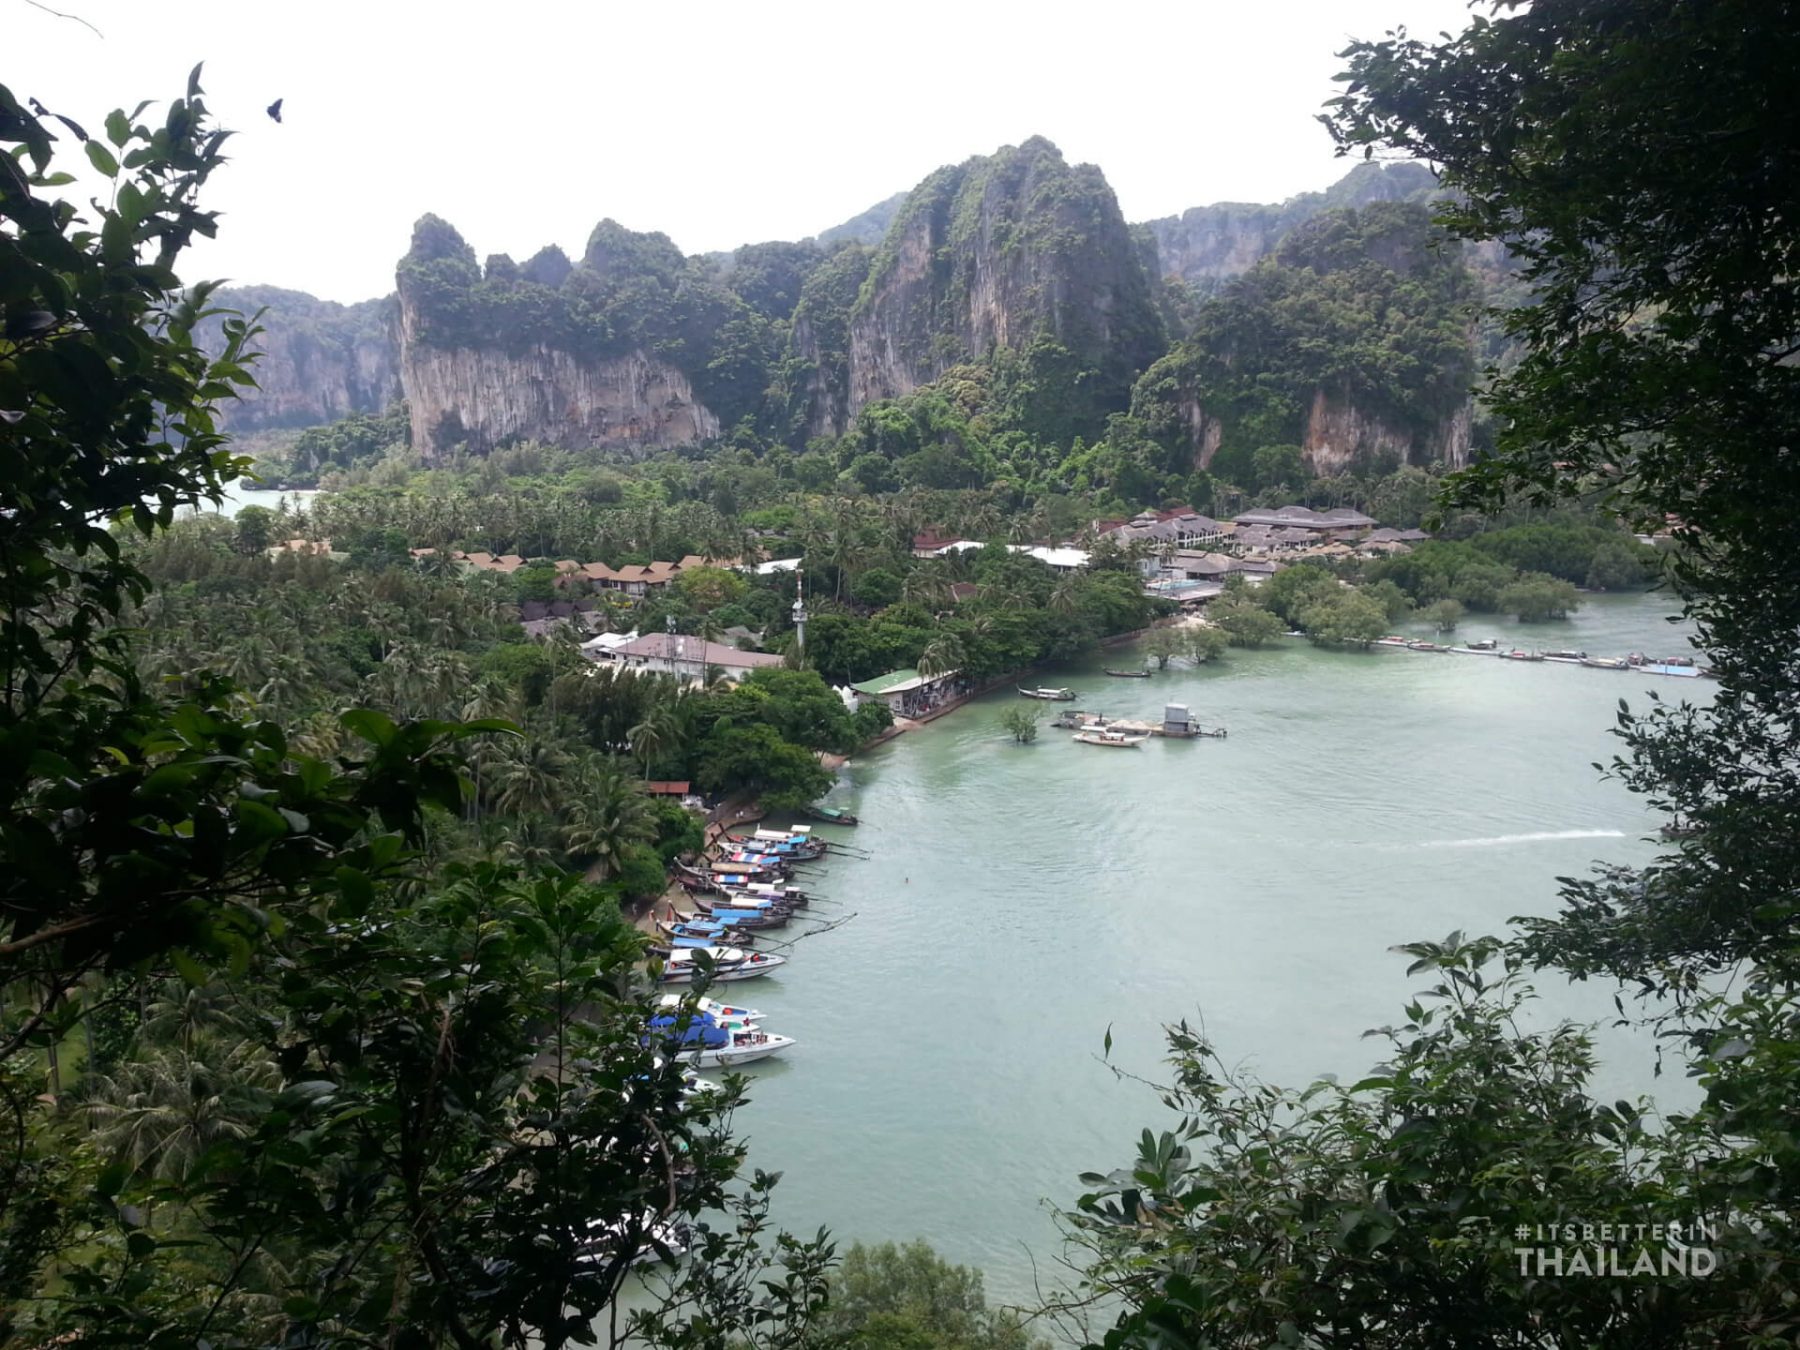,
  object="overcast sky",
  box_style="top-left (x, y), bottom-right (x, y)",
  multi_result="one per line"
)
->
top-left (16, 0), bottom-right (1478, 303)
